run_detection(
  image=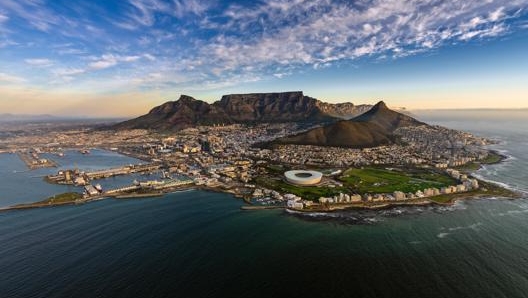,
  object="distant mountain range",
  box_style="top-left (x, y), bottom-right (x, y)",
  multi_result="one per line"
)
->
top-left (263, 101), bottom-right (425, 149)
top-left (114, 92), bottom-right (427, 149)
top-left (114, 91), bottom-right (372, 131)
